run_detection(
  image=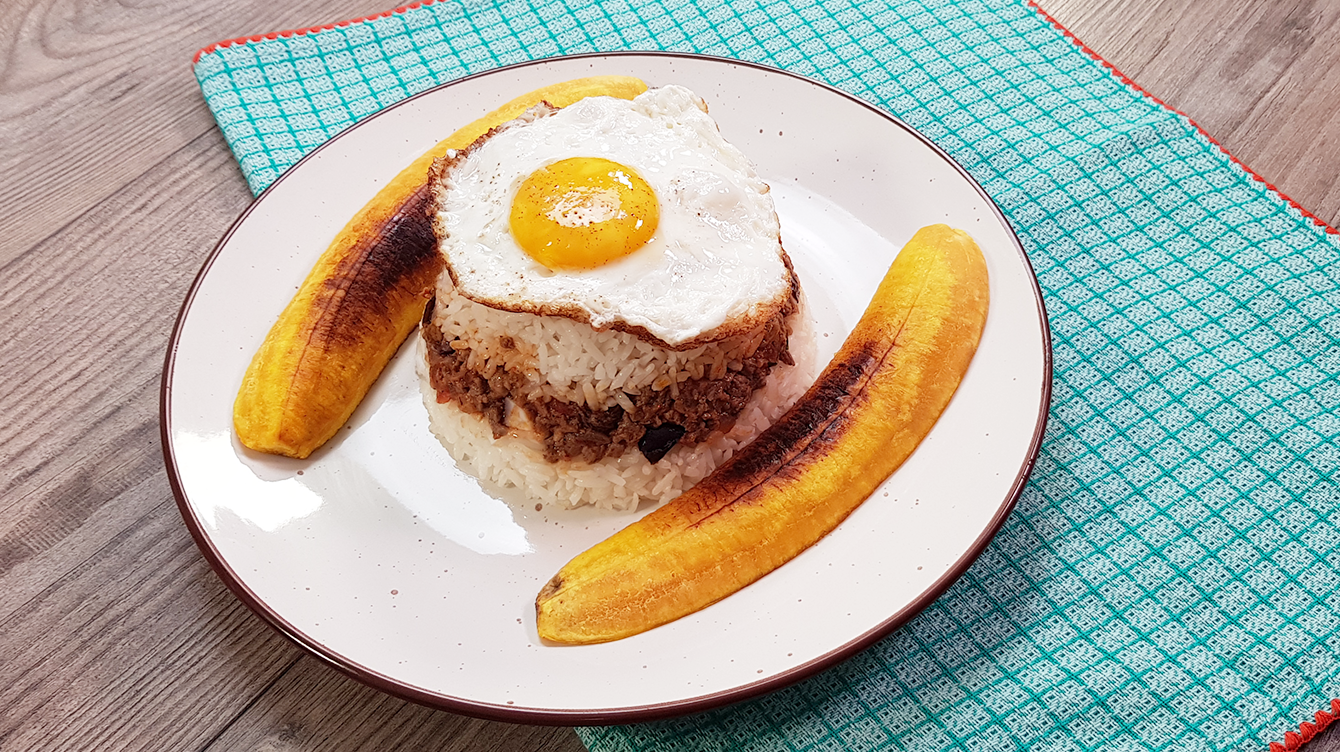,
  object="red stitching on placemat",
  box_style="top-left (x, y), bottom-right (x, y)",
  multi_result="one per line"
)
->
top-left (1027, 0), bottom-right (1338, 236)
top-left (1267, 699), bottom-right (1339, 751)
top-left (192, 0), bottom-right (440, 62)
top-left (1026, 9), bottom-right (1340, 748)
top-left (193, 0), bottom-right (1340, 240)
